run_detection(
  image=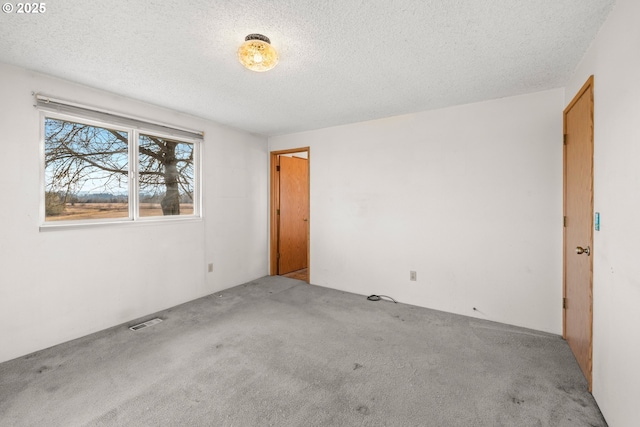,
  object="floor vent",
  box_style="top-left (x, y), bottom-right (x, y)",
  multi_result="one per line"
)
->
top-left (129, 318), bottom-right (163, 331)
